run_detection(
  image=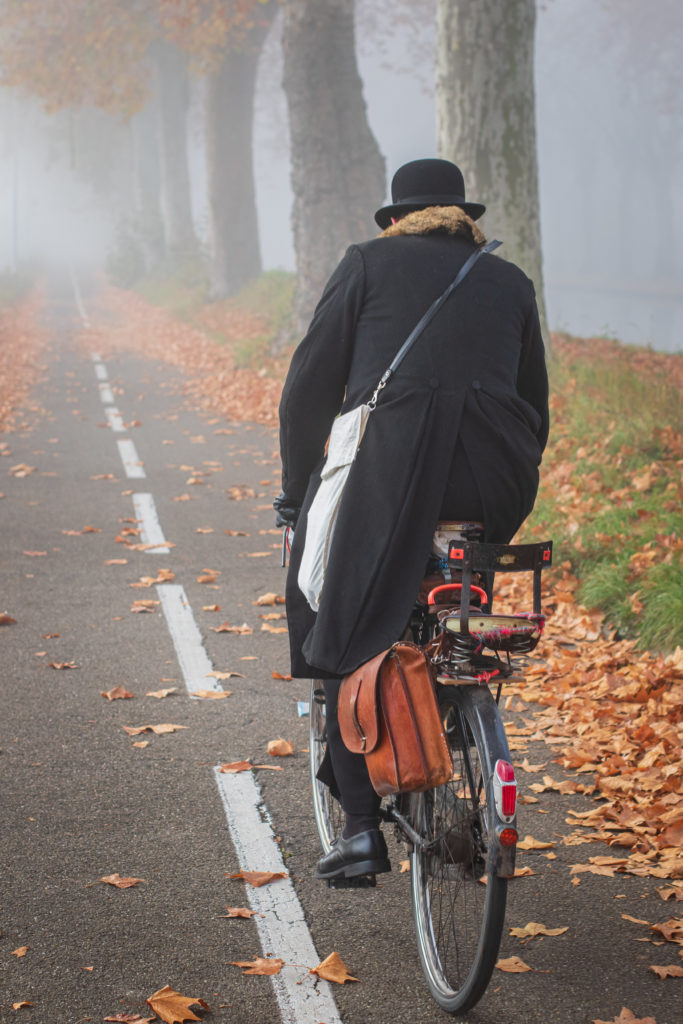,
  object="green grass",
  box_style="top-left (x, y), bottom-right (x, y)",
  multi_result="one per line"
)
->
top-left (519, 334), bottom-right (683, 653)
